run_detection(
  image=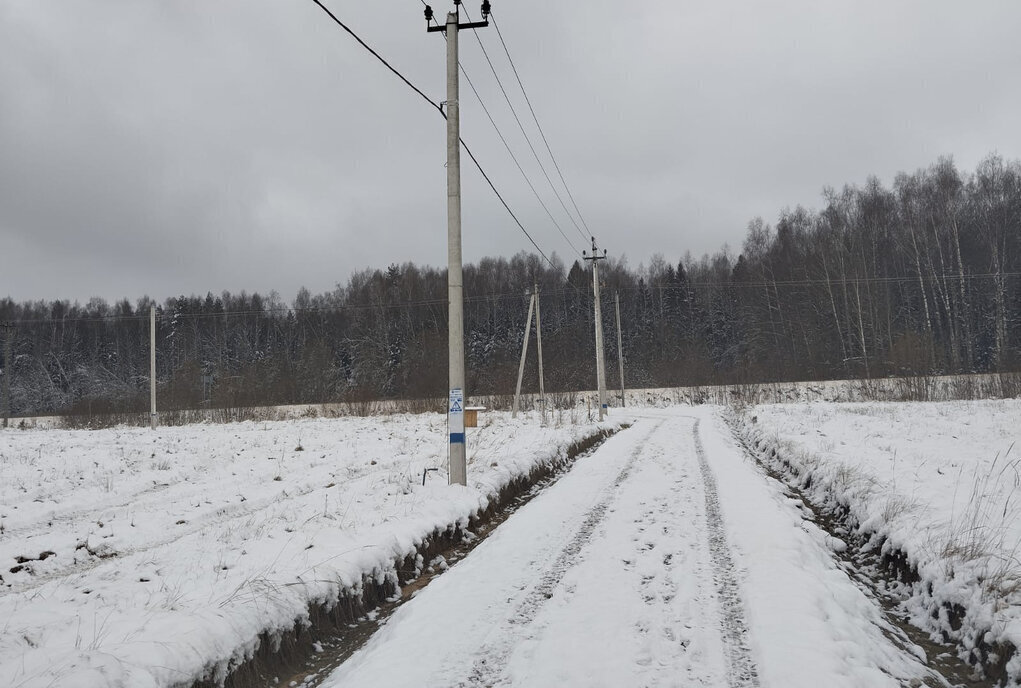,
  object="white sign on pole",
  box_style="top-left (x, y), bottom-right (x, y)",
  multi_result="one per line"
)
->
top-left (449, 387), bottom-right (465, 438)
